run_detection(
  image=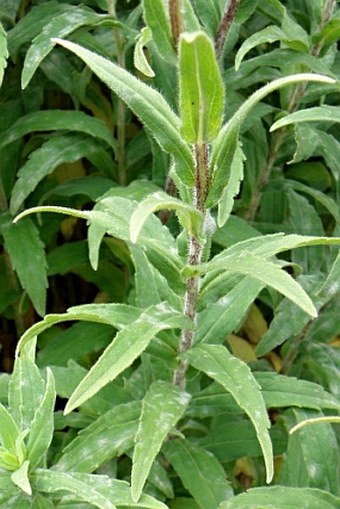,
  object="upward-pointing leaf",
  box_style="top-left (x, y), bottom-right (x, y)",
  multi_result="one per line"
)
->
top-left (182, 344), bottom-right (274, 483)
top-left (54, 38), bottom-right (194, 186)
top-left (64, 304), bottom-right (192, 414)
top-left (179, 31), bottom-right (224, 144)
top-left (131, 382), bottom-right (190, 502)
top-left (0, 22), bottom-right (8, 88)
